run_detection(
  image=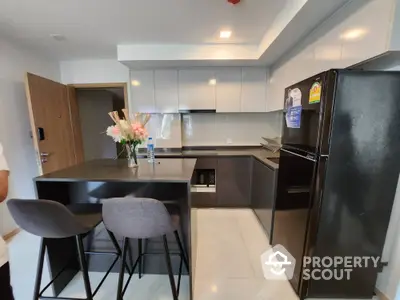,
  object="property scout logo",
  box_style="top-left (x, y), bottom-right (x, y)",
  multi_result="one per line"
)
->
top-left (261, 245), bottom-right (380, 281)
